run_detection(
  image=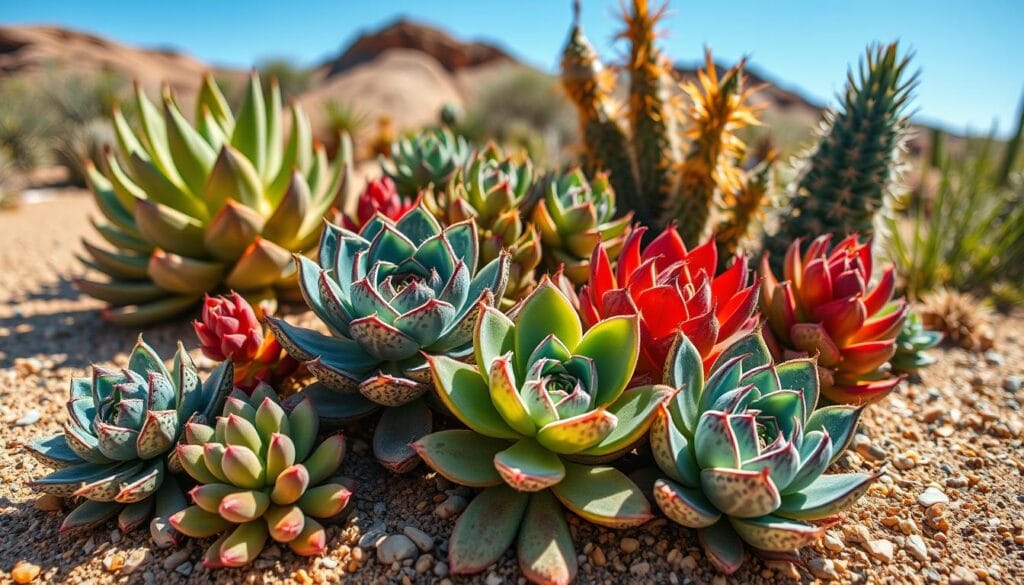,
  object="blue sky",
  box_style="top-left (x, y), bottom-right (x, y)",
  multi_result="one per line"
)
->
top-left (4, 0), bottom-right (1022, 137)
